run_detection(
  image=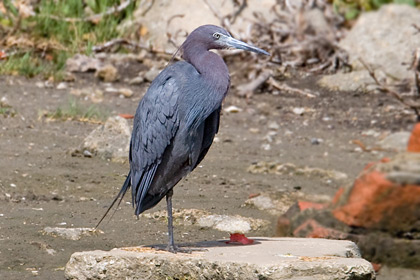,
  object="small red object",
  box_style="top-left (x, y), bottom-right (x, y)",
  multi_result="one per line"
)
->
top-left (371, 262), bottom-right (382, 273)
top-left (0, 51), bottom-right (6, 60)
top-left (226, 233), bottom-right (254, 245)
top-left (118, 113), bottom-right (135, 119)
top-left (248, 193), bottom-right (260, 199)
